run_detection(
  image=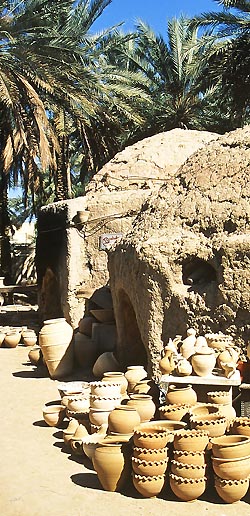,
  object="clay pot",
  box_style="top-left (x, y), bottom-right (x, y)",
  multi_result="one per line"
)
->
top-left (207, 390), bottom-right (231, 405)
top-left (4, 331), bottom-right (21, 348)
top-left (89, 381), bottom-right (121, 398)
top-left (180, 334), bottom-right (196, 359)
top-left (82, 429), bottom-right (107, 460)
top-left (169, 473), bottom-right (206, 501)
top-left (39, 318), bottom-right (74, 379)
top-left (42, 404), bottom-right (66, 427)
top-left (127, 394), bottom-right (156, 423)
top-left (67, 397), bottom-right (90, 412)
top-left (173, 450), bottom-right (205, 466)
top-left (133, 446), bottom-right (168, 462)
top-left (93, 352), bottom-right (120, 377)
top-left (205, 332), bottom-right (233, 350)
top-left (102, 372), bottom-right (128, 396)
top-left (230, 417), bottom-right (250, 437)
top-left (89, 408), bottom-right (111, 427)
top-left (133, 425), bottom-right (170, 449)
top-left (93, 438), bottom-right (132, 492)
top-left (28, 345), bottom-right (42, 366)
top-left (78, 316), bottom-right (96, 336)
top-left (214, 474), bottom-right (250, 503)
top-left (139, 420), bottom-right (186, 442)
top-left (63, 419), bottom-right (79, 446)
top-left (22, 330), bottom-right (37, 347)
top-left (173, 429), bottom-right (209, 452)
top-left (175, 358), bottom-right (193, 376)
top-left (165, 384), bottom-right (197, 406)
top-left (70, 424), bottom-right (89, 454)
top-left (171, 460), bottom-right (206, 479)
top-left (132, 379), bottom-right (160, 405)
top-left (159, 347), bottom-right (175, 375)
top-left (89, 395), bottom-right (121, 411)
top-left (214, 403), bottom-right (236, 428)
top-left (210, 434), bottom-right (250, 459)
top-left (132, 456), bottom-right (168, 476)
top-left (211, 455), bottom-right (250, 480)
top-left (73, 332), bottom-right (98, 369)
top-left (191, 348), bottom-right (216, 377)
top-left (132, 473), bottom-right (165, 498)
top-left (108, 406), bottom-right (140, 435)
top-left (190, 414), bottom-right (227, 437)
top-left (189, 403), bottom-right (221, 419)
top-left (125, 366), bottom-right (147, 393)
top-left (159, 403), bottom-right (190, 421)
top-left (217, 348), bottom-right (239, 368)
